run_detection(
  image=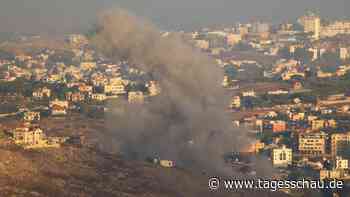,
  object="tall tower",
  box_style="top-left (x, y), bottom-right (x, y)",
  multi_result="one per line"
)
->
top-left (298, 11), bottom-right (321, 40)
